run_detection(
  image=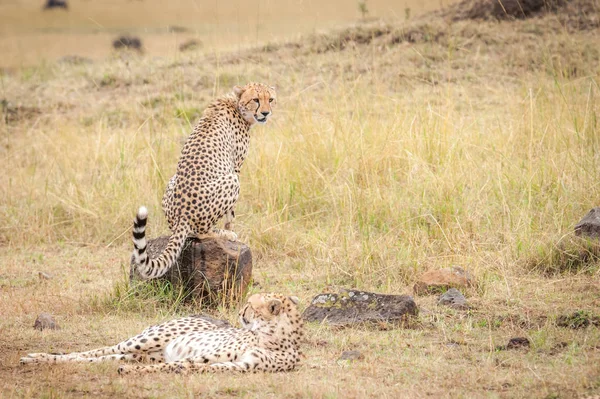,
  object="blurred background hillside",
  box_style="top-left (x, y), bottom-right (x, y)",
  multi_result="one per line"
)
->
top-left (0, 0), bottom-right (457, 67)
